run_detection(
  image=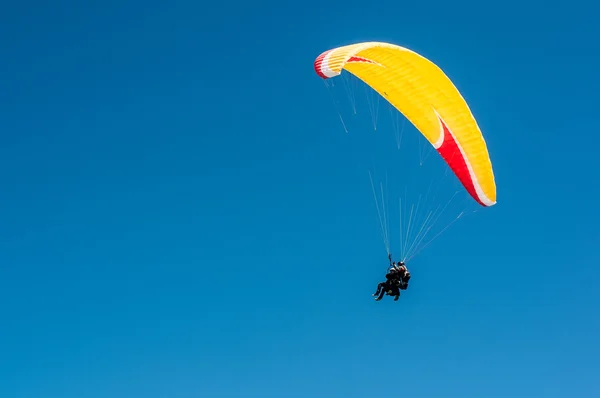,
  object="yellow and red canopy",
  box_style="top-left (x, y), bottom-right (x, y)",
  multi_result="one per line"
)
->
top-left (314, 42), bottom-right (496, 207)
